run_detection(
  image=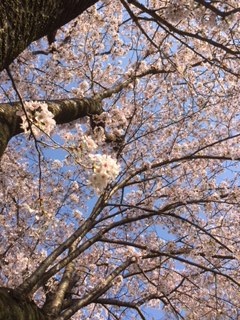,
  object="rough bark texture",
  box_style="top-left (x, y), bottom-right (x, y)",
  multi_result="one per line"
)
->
top-left (0, 287), bottom-right (46, 320)
top-left (0, 97), bottom-right (103, 159)
top-left (0, 0), bottom-right (99, 71)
